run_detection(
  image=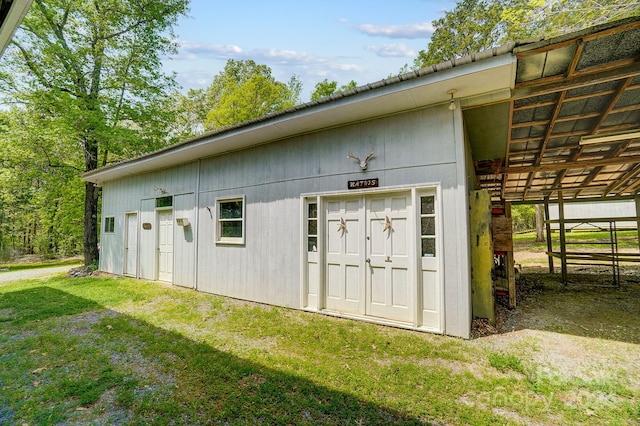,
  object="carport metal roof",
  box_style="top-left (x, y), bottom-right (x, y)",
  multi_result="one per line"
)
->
top-left (474, 17), bottom-right (640, 202)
